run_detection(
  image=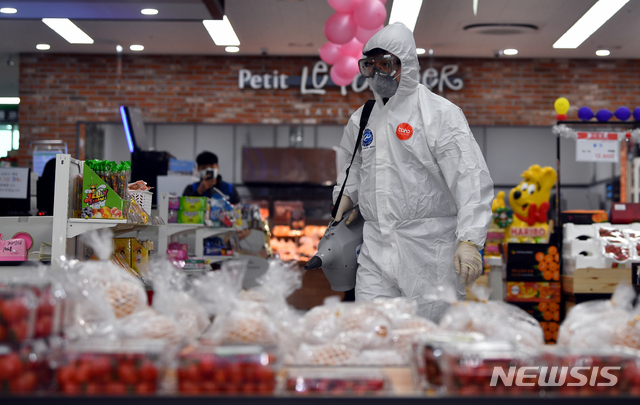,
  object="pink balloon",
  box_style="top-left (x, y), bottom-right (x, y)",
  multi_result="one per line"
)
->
top-left (353, 0), bottom-right (387, 30)
top-left (330, 65), bottom-right (353, 86)
top-left (319, 42), bottom-right (342, 65)
top-left (328, 0), bottom-right (359, 13)
top-left (333, 55), bottom-right (360, 79)
top-left (324, 12), bottom-right (357, 45)
top-left (355, 24), bottom-right (383, 44)
top-left (339, 38), bottom-right (364, 59)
